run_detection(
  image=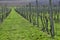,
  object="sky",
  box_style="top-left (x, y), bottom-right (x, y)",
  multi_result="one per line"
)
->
top-left (0, 0), bottom-right (59, 2)
top-left (0, 0), bottom-right (60, 6)
top-left (0, 0), bottom-right (36, 2)
top-left (0, 0), bottom-right (36, 4)
top-left (0, 0), bottom-right (60, 4)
